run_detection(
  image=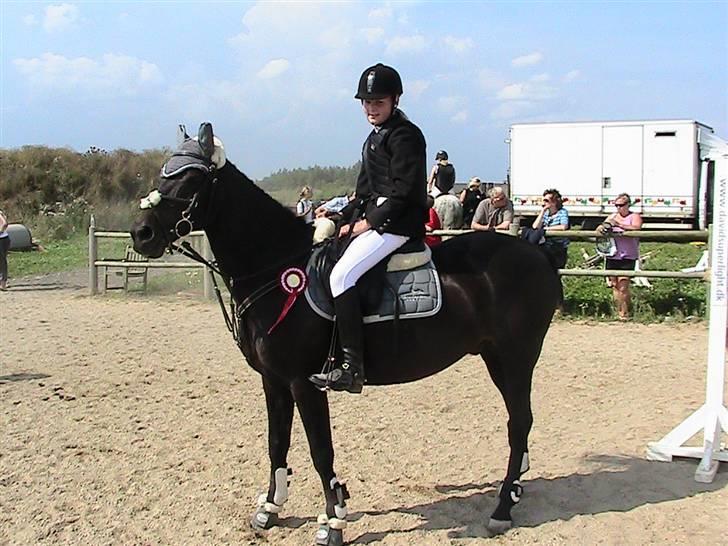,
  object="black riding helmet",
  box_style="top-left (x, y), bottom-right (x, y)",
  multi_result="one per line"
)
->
top-left (355, 63), bottom-right (403, 100)
top-left (436, 150), bottom-right (448, 161)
